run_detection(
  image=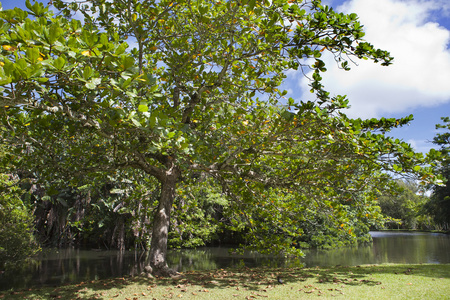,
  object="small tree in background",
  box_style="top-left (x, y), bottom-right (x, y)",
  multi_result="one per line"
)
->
top-left (426, 117), bottom-right (450, 230)
top-left (377, 180), bottom-right (432, 230)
